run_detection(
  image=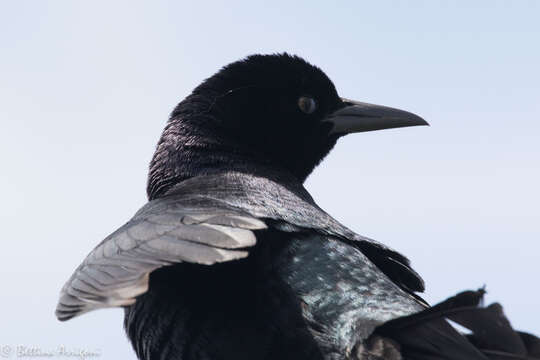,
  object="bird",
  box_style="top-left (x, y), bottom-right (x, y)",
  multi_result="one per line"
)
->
top-left (55, 54), bottom-right (540, 360)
